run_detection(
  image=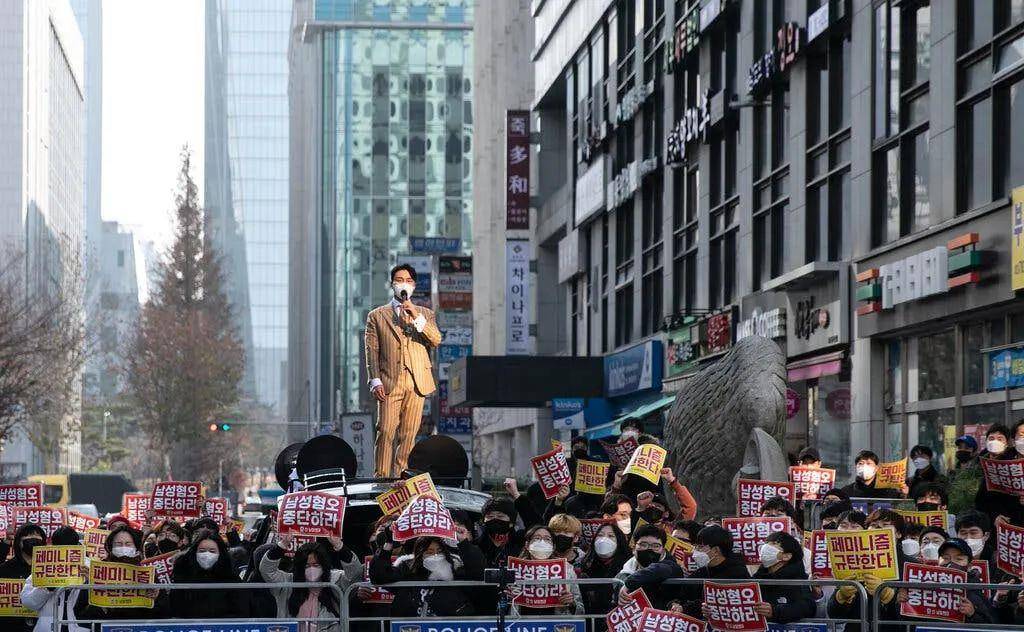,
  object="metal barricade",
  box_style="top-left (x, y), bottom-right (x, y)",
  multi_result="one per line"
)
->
top-left (873, 580), bottom-right (1024, 632)
top-left (47, 580), bottom-right (346, 632)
